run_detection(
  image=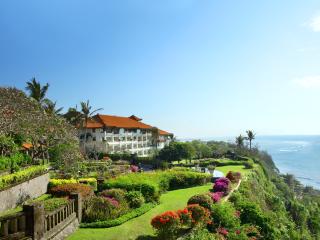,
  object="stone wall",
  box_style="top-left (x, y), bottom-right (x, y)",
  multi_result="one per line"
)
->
top-left (0, 173), bottom-right (50, 212)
